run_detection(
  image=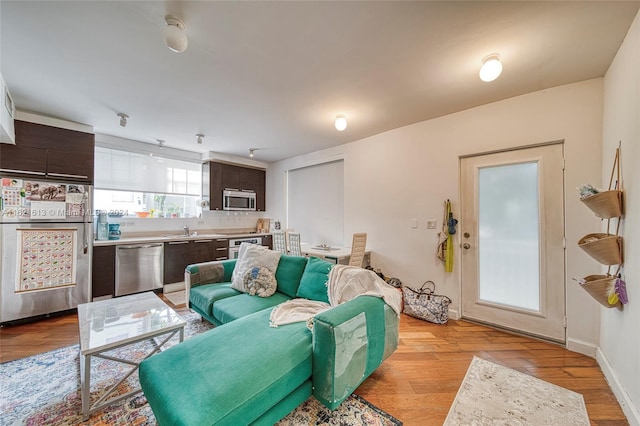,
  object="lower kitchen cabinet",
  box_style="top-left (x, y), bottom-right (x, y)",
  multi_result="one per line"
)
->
top-left (262, 234), bottom-right (273, 250)
top-left (92, 245), bottom-right (115, 299)
top-left (163, 238), bottom-right (228, 284)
